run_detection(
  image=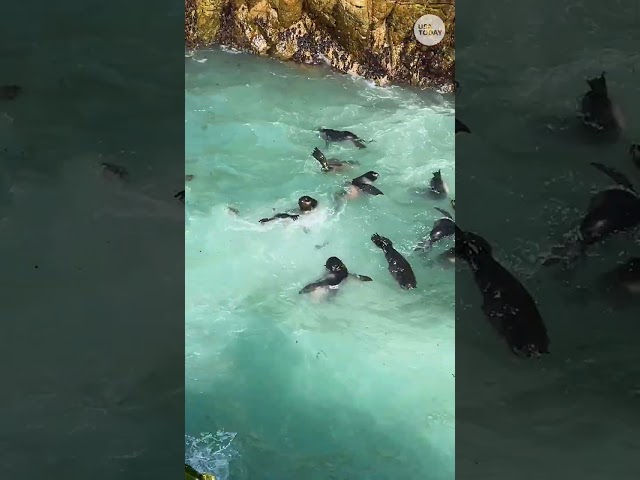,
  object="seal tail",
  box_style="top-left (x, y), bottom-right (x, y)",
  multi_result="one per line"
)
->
top-left (312, 147), bottom-right (330, 171)
top-left (371, 233), bottom-right (391, 251)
